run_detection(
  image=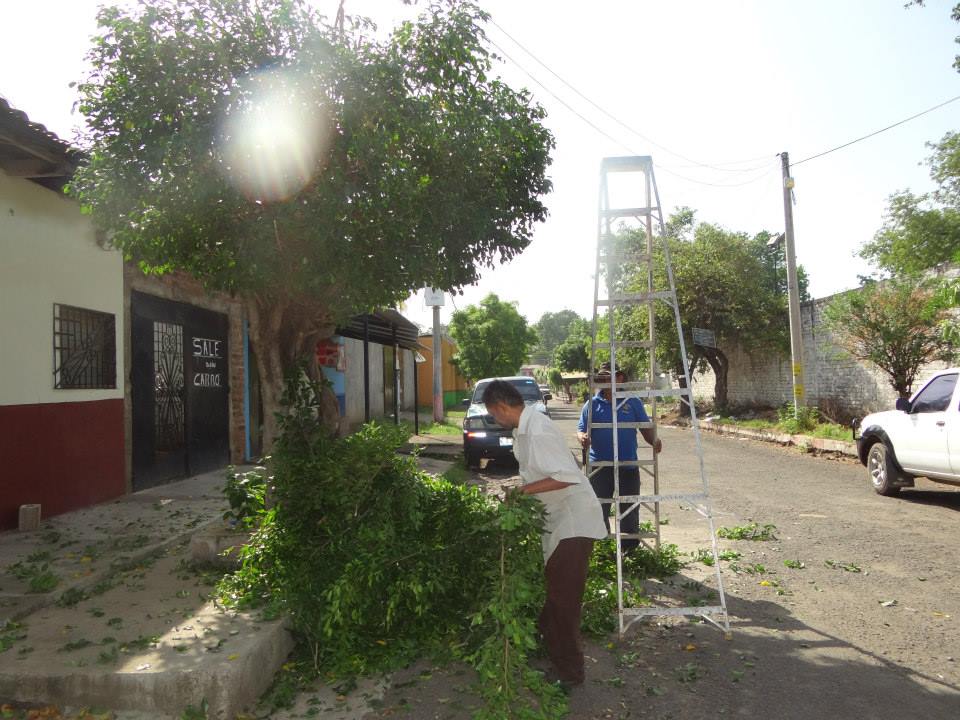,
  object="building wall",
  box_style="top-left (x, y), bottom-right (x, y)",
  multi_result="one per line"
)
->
top-left (416, 335), bottom-right (471, 408)
top-left (123, 265), bottom-right (246, 481)
top-left (0, 170), bottom-right (126, 529)
top-left (401, 349), bottom-right (415, 411)
top-left (692, 293), bottom-right (951, 418)
top-left (343, 337), bottom-right (386, 427)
